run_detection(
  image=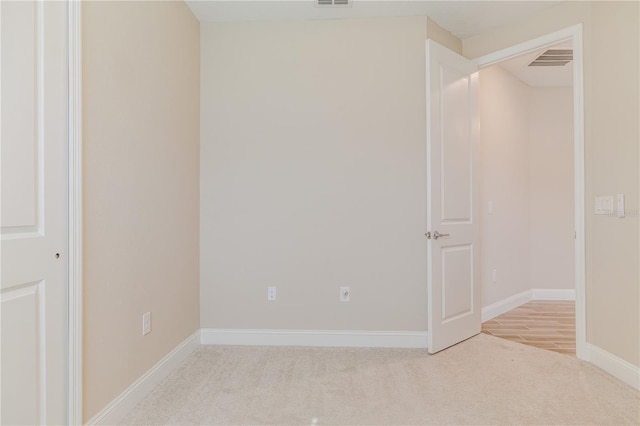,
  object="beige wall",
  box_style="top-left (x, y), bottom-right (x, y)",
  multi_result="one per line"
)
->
top-left (83, 1), bottom-right (200, 420)
top-left (426, 17), bottom-right (462, 54)
top-left (588, 1), bottom-right (640, 367)
top-left (464, 1), bottom-right (639, 366)
top-left (478, 65), bottom-right (532, 306)
top-left (200, 17), bottom-right (429, 331)
top-left (529, 87), bottom-right (574, 291)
